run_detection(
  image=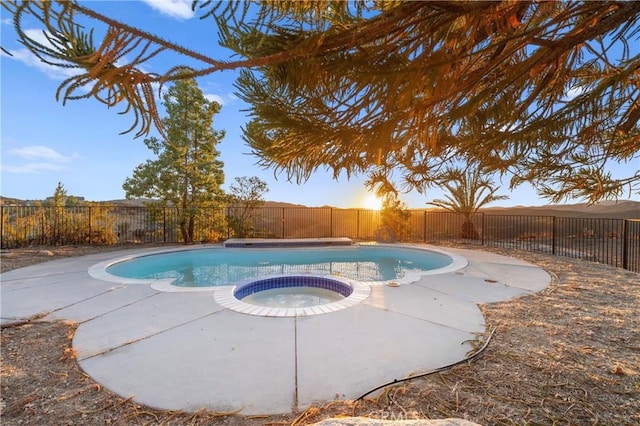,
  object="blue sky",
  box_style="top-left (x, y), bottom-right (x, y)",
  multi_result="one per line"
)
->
top-left (1, 1), bottom-right (638, 209)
